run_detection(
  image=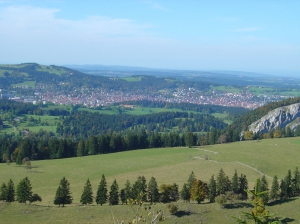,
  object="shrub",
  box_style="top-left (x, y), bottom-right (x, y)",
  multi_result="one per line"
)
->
top-left (167, 203), bottom-right (178, 215)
